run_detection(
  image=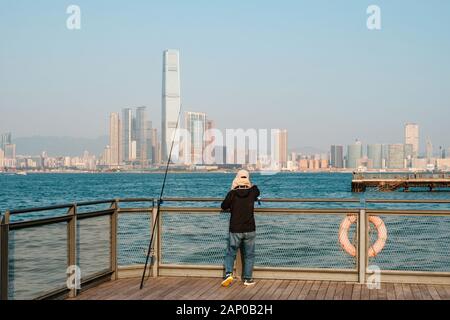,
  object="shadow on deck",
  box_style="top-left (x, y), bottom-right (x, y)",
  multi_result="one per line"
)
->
top-left (69, 277), bottom-right (450, 300)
